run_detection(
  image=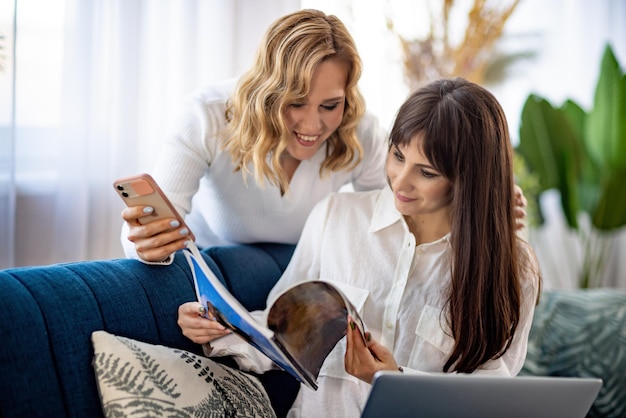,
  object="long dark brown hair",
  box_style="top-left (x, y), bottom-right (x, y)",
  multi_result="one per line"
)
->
top-left (389, 77), bottom-right (536, 373)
